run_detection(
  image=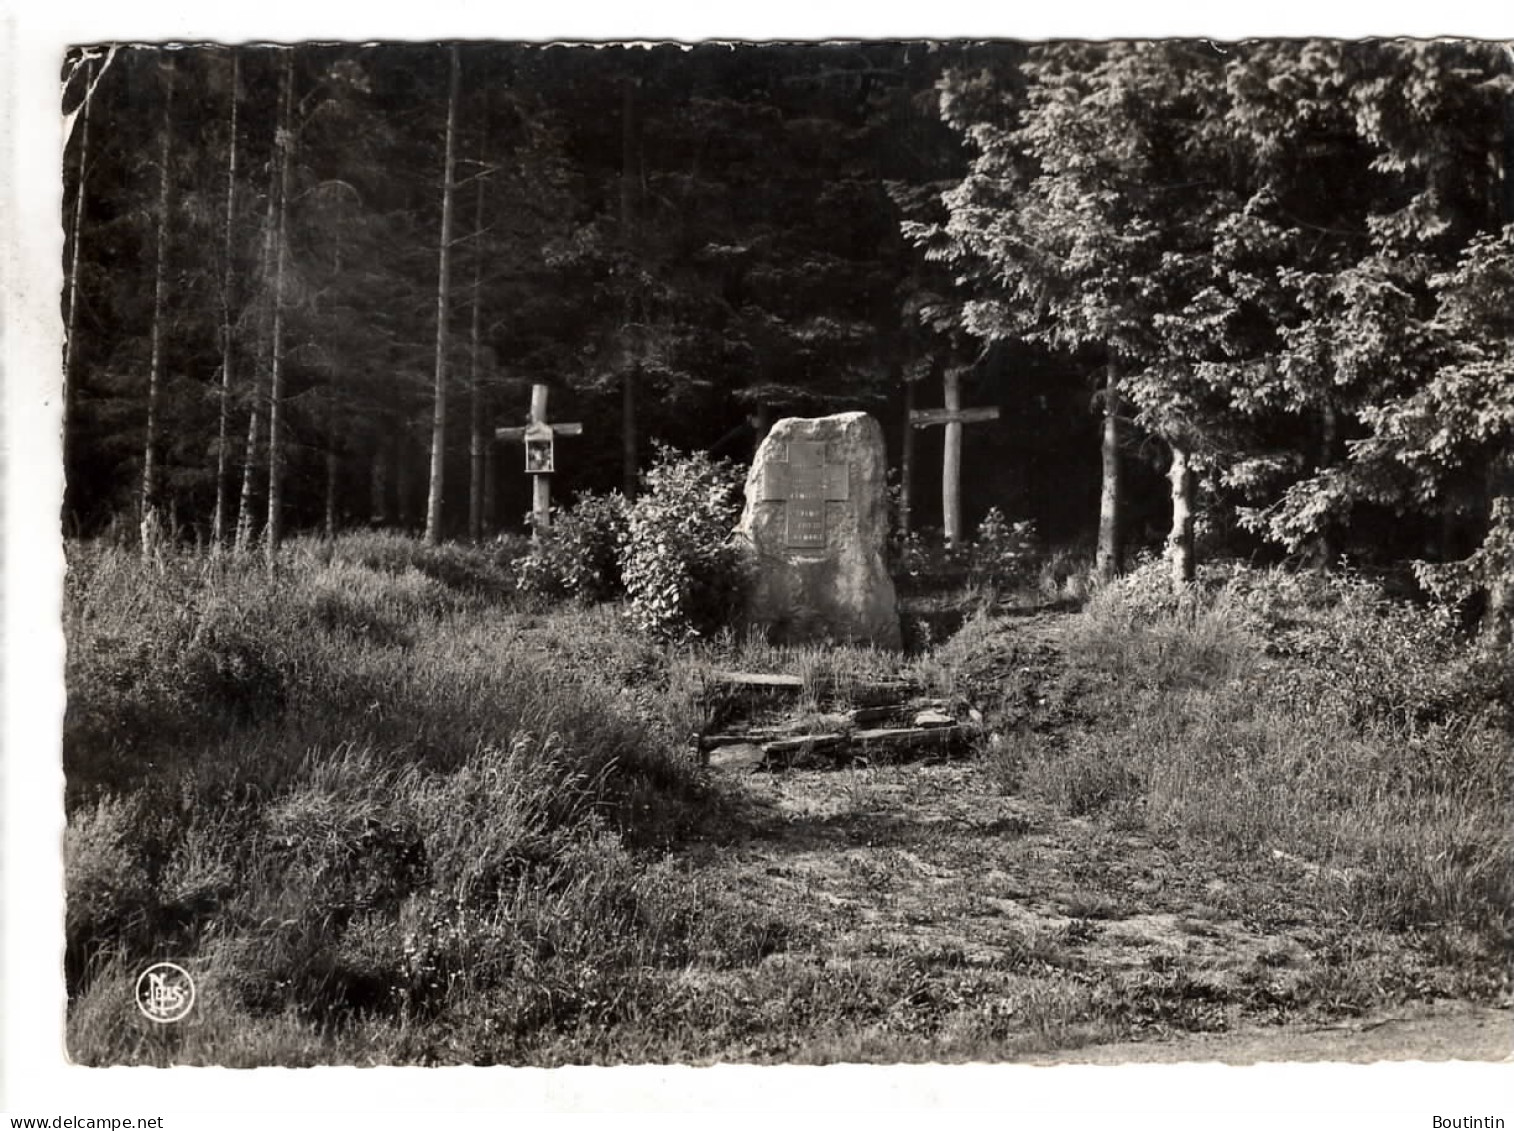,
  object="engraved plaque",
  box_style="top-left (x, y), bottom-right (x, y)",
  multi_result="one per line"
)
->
top-left (759, 440), bottom-right (849, 549)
